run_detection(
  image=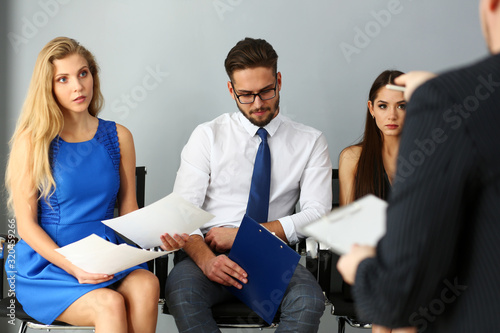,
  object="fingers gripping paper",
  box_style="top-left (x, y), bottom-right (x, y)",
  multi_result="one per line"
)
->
top-left (103, 192), bottom-right (214, 249)
top-left (301, 195), bottom-right (387, 254)
top-left (56, 193), bottom-right (214, 275)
